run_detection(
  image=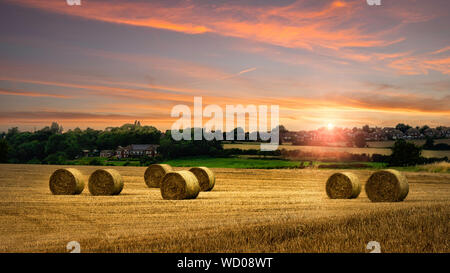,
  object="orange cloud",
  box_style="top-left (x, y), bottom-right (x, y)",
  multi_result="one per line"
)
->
top-left (3, 76), bottom-right (449, 116)
top-left (7, 0), bottom-right (403, 51)
top-left (388, 48), bottom-right (450, 75)
top-left (9, 0), bottom-right (446, 77)
top-left (0, 77), bottom-right (198, 102)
